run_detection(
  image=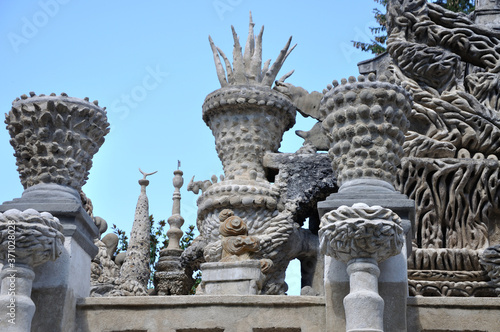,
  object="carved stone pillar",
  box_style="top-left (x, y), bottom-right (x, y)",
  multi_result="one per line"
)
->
top-left (0, 209), bottom-right (64, 332)
top-left (155, 167), bottom-right (194, 295)
top-left (319, 204), bottom-right (404, 332)
top-left (317, 75), bottom-right (414, 331)
top-left (1, 92), bottom-right (109, 331)
top-left (194, 14), bottom-right (300, 294)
